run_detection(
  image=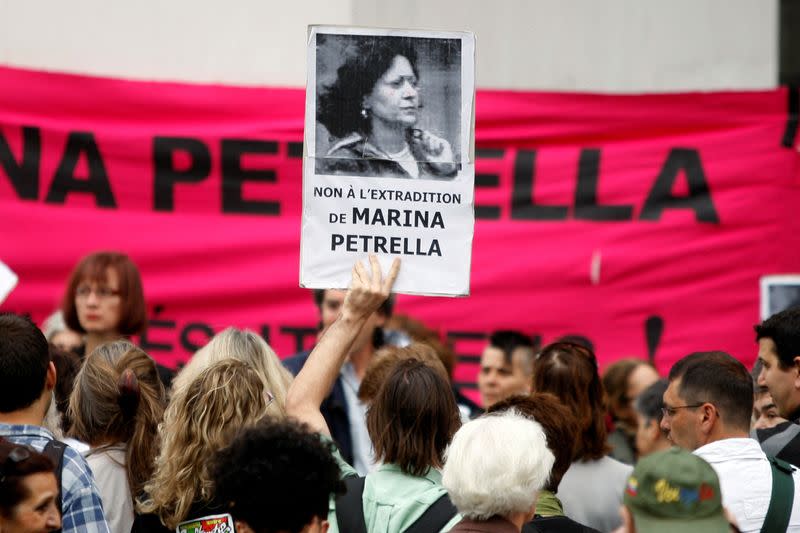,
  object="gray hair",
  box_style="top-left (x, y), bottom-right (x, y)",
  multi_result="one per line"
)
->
top-left (442, 410), bottom-right (555, 520)
top-left (42, 310), bottom-right (68, 341)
